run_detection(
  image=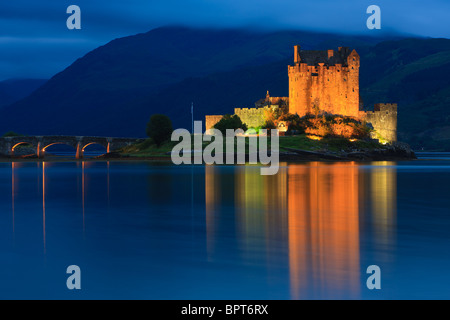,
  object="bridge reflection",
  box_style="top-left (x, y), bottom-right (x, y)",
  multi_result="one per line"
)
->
top-left (205, 162), bottom-right (397, 299)
top-left (9, 160), bottom-right (111, 253)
